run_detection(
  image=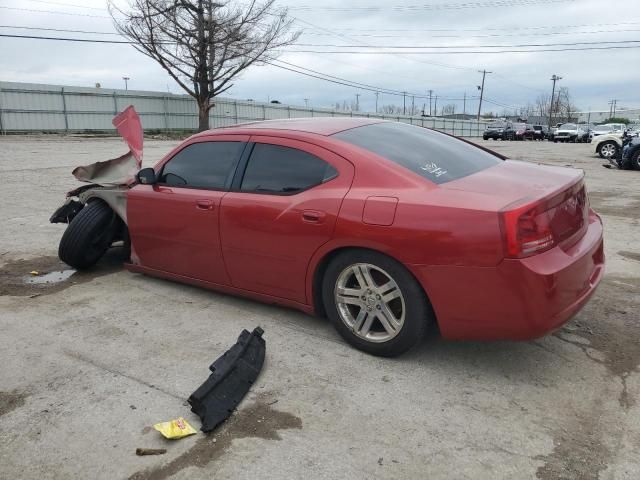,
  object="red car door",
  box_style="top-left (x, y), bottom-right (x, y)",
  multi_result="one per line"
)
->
top-left (127, 137), bottom-right (249, 285)
top-left (220, 136), bottom-right (354, 304)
